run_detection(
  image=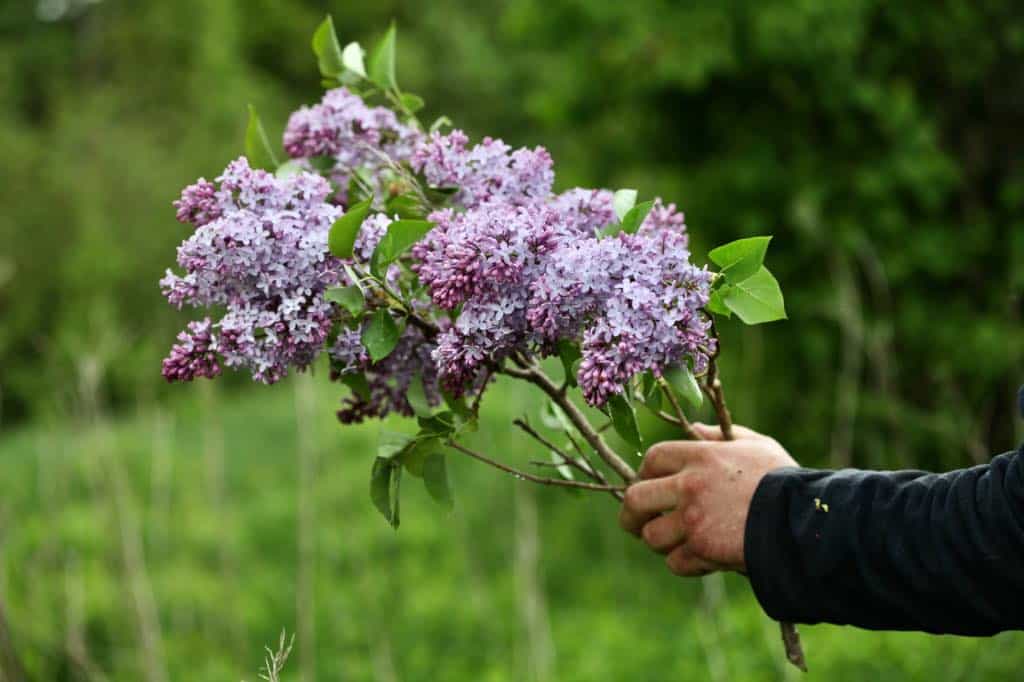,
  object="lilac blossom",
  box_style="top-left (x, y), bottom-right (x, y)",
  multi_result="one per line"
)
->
top-left (411, 130), bottom-right (554, 209)
top-left (548, 188), bottom-right (615, 234)
top-left (283, 87), bottom-right (421, 203)
top-left (161, 318), bottom-right (221, 382)
top-left (332, 324), bottom-right (442, 423)
top-left (161, 157), bottom-right (344, 383)
top-left (573, 231), bottom-right (714, 405)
